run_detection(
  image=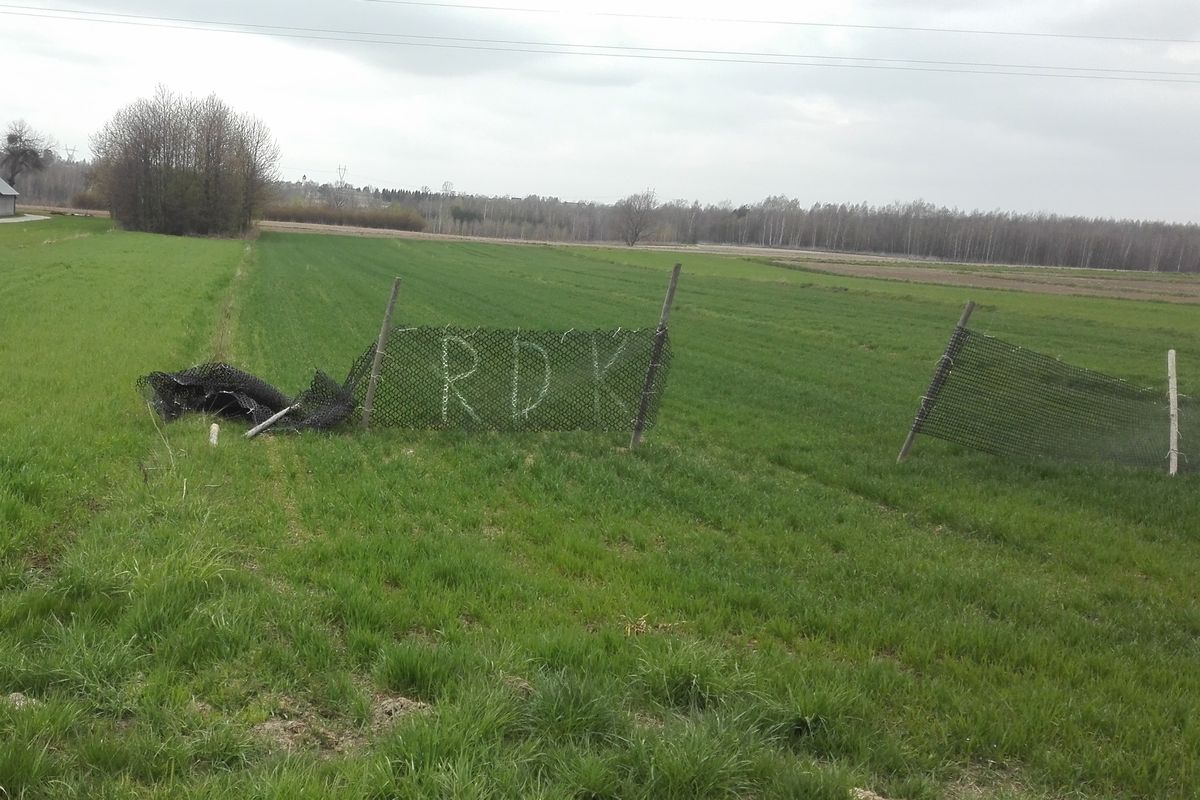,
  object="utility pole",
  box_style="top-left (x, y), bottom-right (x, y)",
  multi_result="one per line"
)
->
top-left (336, 165), bottom-right (349, 209)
